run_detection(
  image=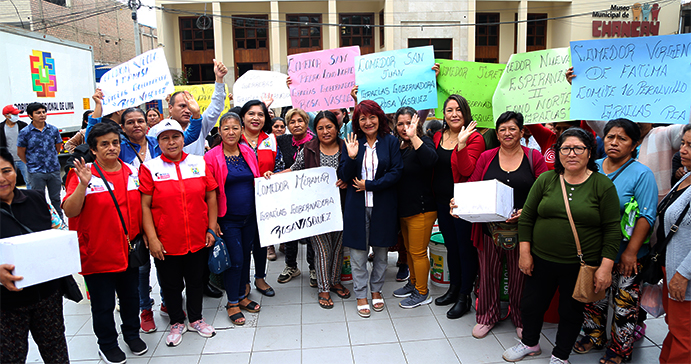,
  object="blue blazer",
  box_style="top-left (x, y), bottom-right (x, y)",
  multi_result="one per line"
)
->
top-left (338, 133), bottom-right (403, 250)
